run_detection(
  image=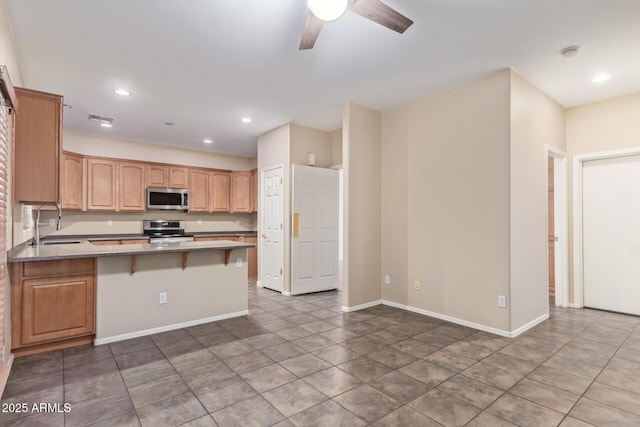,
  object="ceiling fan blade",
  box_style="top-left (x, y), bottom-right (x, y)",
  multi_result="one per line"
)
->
top-left (349, 0), bottom-right (413, 34)
top-left (299, 10), bottom-right (324, 50)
